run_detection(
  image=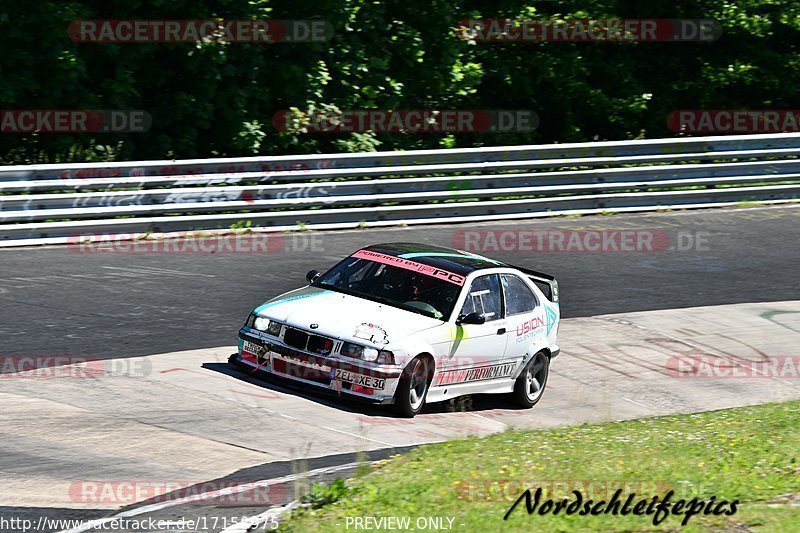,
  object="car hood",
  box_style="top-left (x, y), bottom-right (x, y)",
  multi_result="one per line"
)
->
top-left (253, 285), bottom-right (444, 347)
